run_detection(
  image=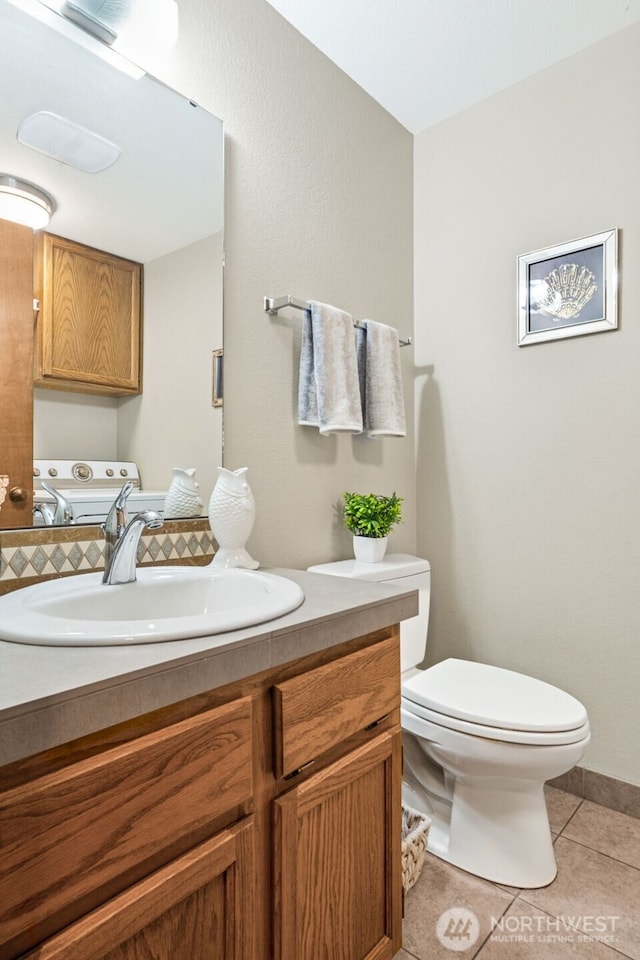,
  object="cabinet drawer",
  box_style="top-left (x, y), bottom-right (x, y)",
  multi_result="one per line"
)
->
top-left (0, 696), bottom-right (253, 959)
top-left (273, 633), bottom-right (400, 779)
